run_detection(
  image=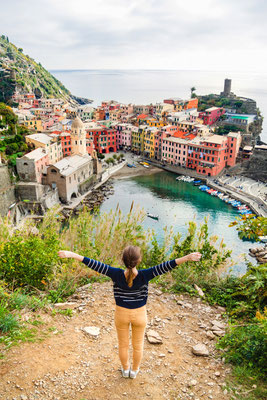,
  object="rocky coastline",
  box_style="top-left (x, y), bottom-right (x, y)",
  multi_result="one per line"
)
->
top-left (249, 245), bottom-right (267, 264)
